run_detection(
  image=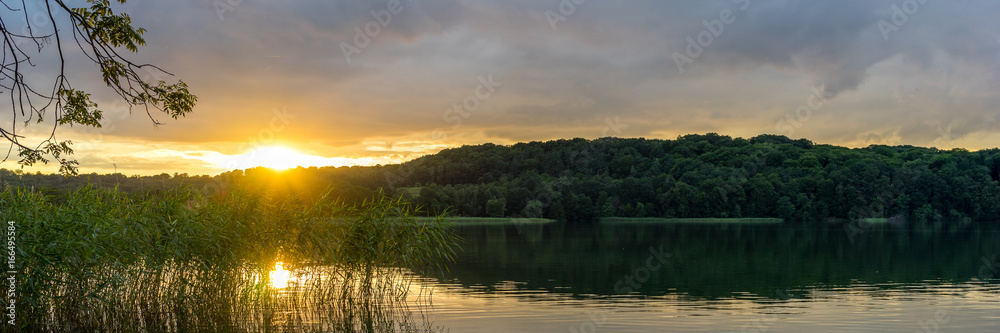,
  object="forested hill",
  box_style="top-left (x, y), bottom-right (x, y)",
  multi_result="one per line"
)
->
top-left (5, 133), bottom-right (1000, 224)
top-left (377, 134), bottom-right (1000, 223)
